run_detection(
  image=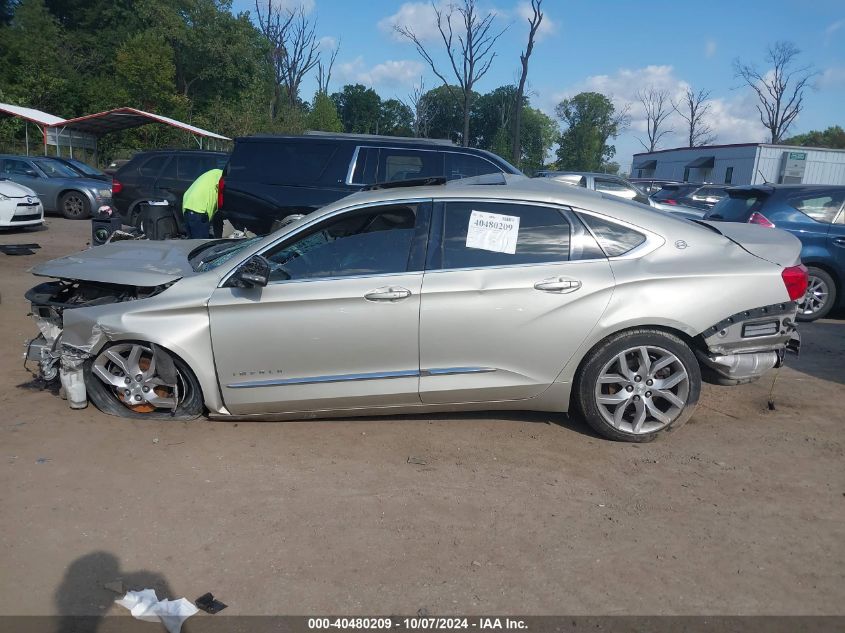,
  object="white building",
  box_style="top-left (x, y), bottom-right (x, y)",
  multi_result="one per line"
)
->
top-left (631, 143), bottom-right (845, 186)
